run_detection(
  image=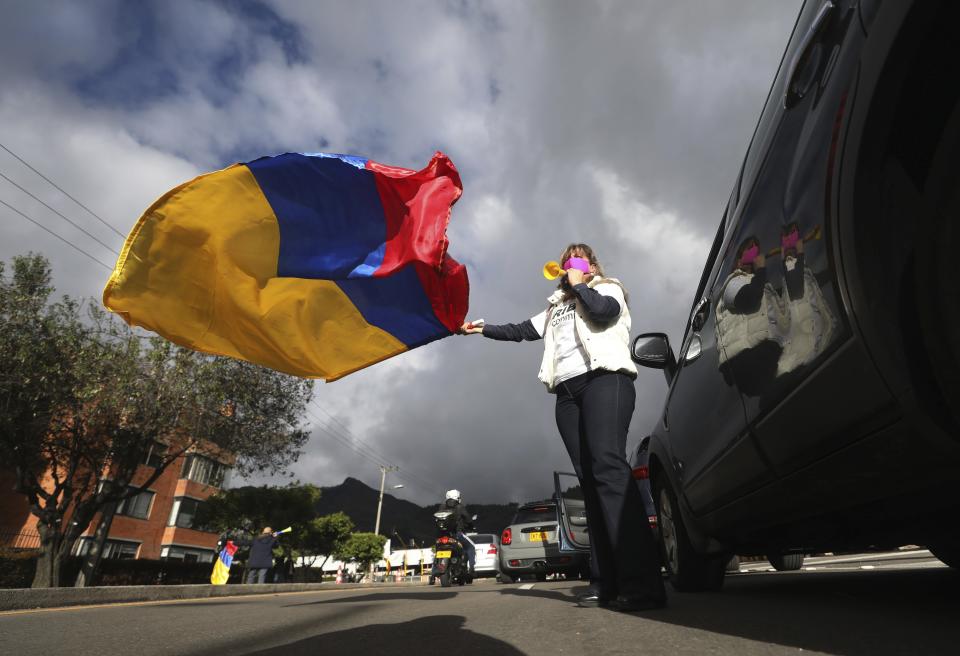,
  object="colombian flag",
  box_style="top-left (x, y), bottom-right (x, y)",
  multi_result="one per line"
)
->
top-left (210, 540), bottom-right (237, 585)
top-left (103, 152), bottom-right (468, 380)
